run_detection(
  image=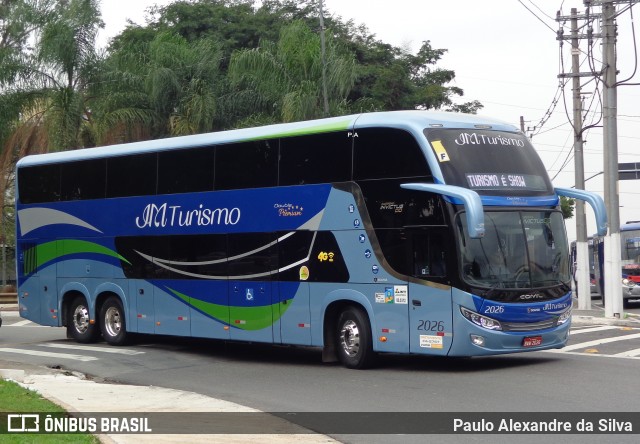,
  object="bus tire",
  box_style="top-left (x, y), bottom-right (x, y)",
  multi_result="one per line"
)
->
top-left (100, 296), bottom-right (128, 345)
top-left (67, 297), bottom-right (99, 343)
top-left (335, 306), bottom-right (375, 369)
